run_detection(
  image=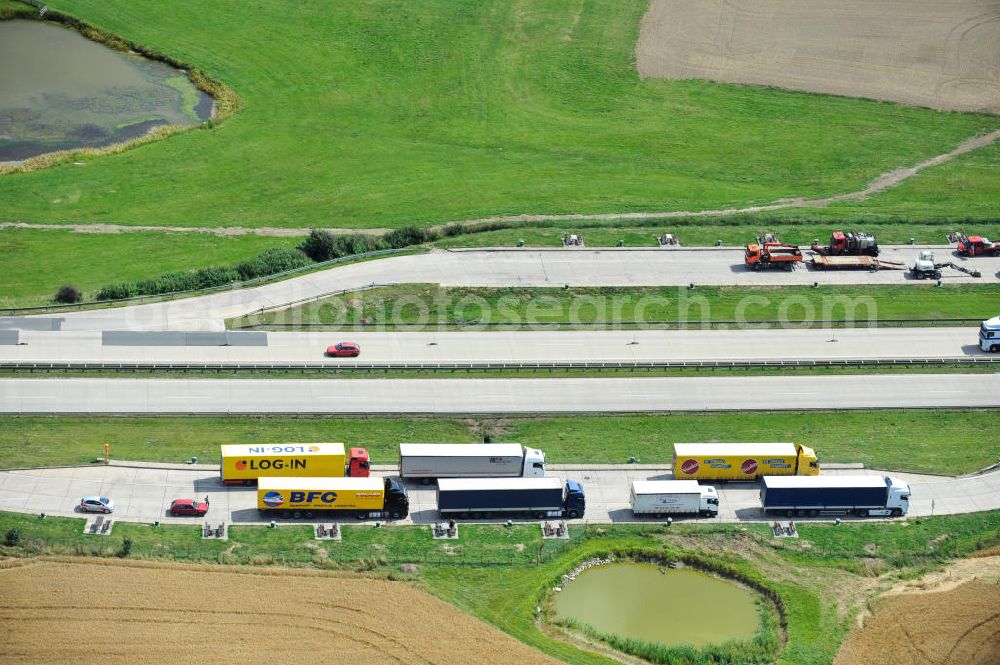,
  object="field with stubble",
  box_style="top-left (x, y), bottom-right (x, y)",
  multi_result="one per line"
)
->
top-left (834, 556), bottom-right (1000, 665)
top-left (638, 0), bottom-right (1000, 115)
top-left (0, 559), bottom-right (560, 665)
